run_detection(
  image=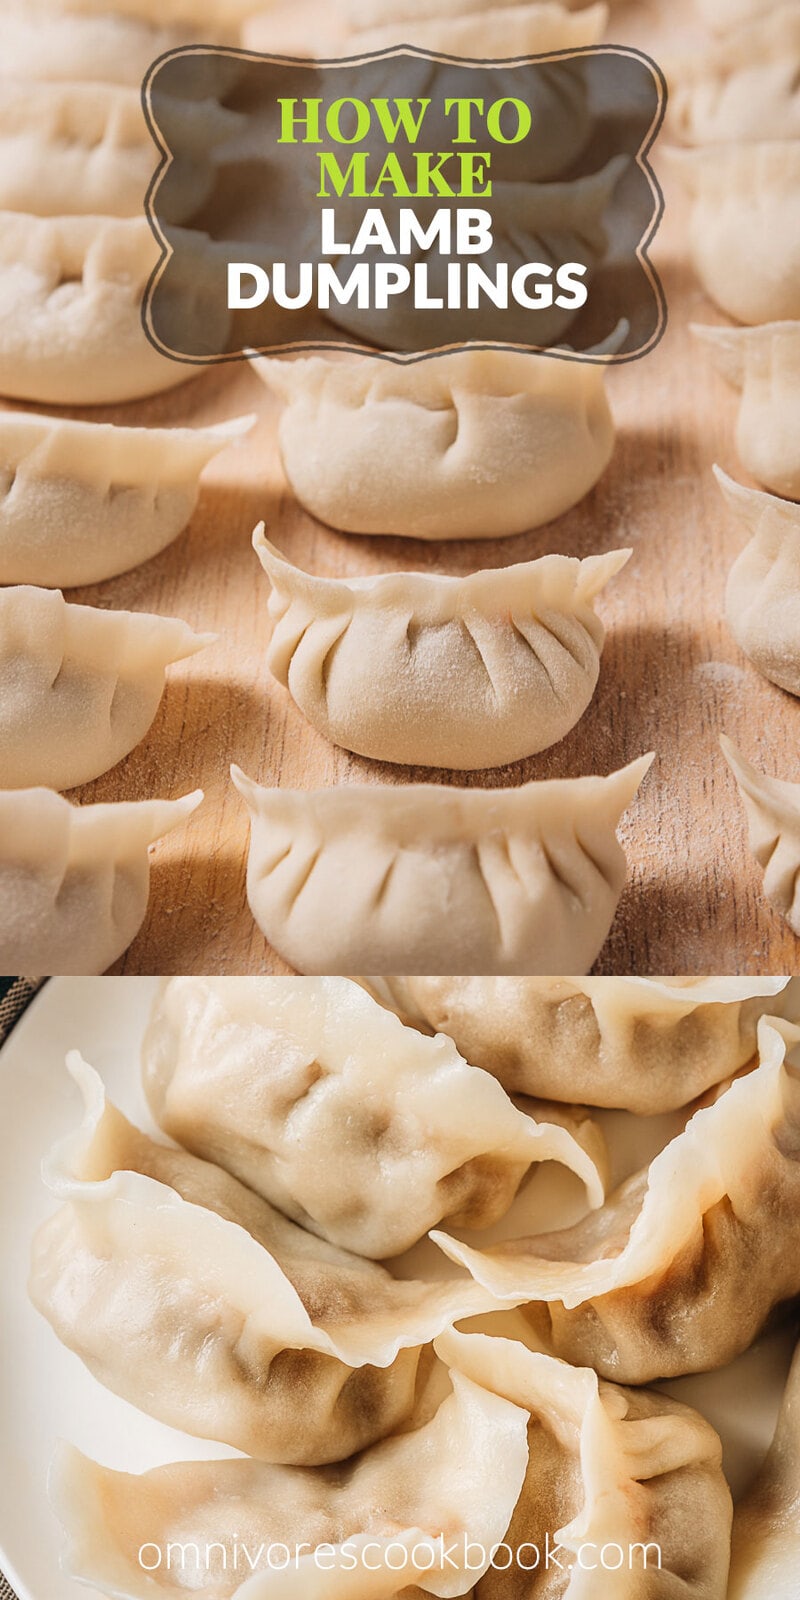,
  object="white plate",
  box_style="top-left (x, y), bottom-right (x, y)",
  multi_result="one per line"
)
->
top-left (0, 978), bottom-right (796, 1600)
